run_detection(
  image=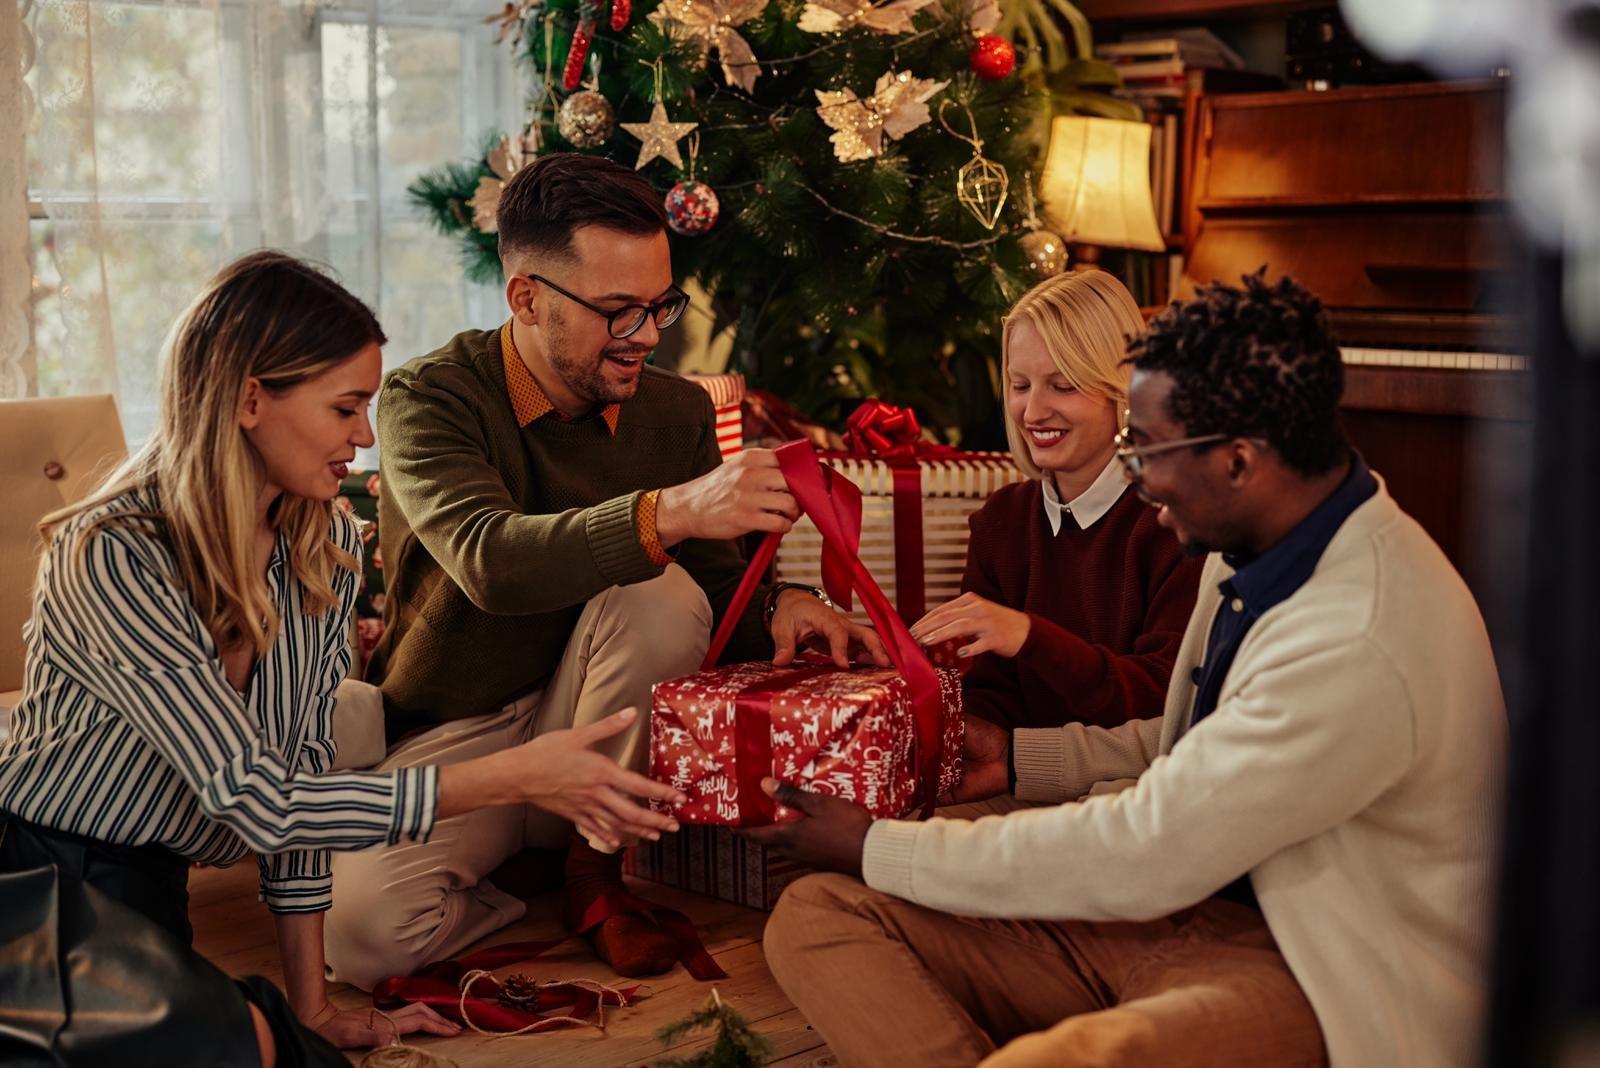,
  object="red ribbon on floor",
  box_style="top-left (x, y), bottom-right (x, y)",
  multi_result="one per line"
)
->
top-left (371, 890), bottom-right (727, 1025)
